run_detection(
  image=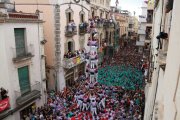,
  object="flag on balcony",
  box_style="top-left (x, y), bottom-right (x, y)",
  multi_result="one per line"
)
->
top-left (0, 97), bottom-right (10, 112)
